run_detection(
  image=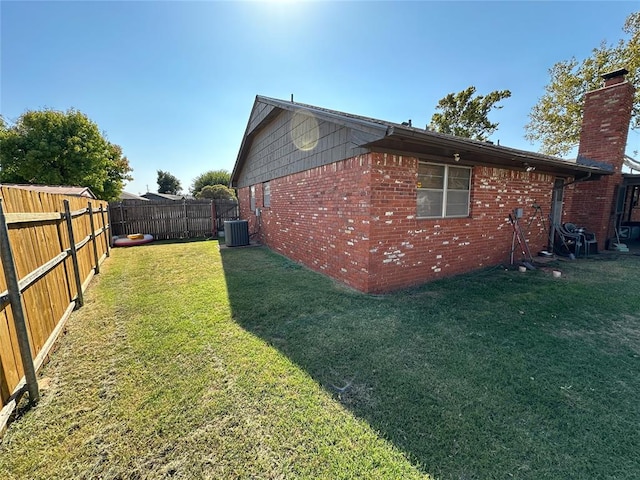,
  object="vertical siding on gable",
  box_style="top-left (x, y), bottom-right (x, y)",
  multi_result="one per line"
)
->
top-left (236, 109), bottom-right (369, 188)
top-left (247, 102), bottom-right (276, 134)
